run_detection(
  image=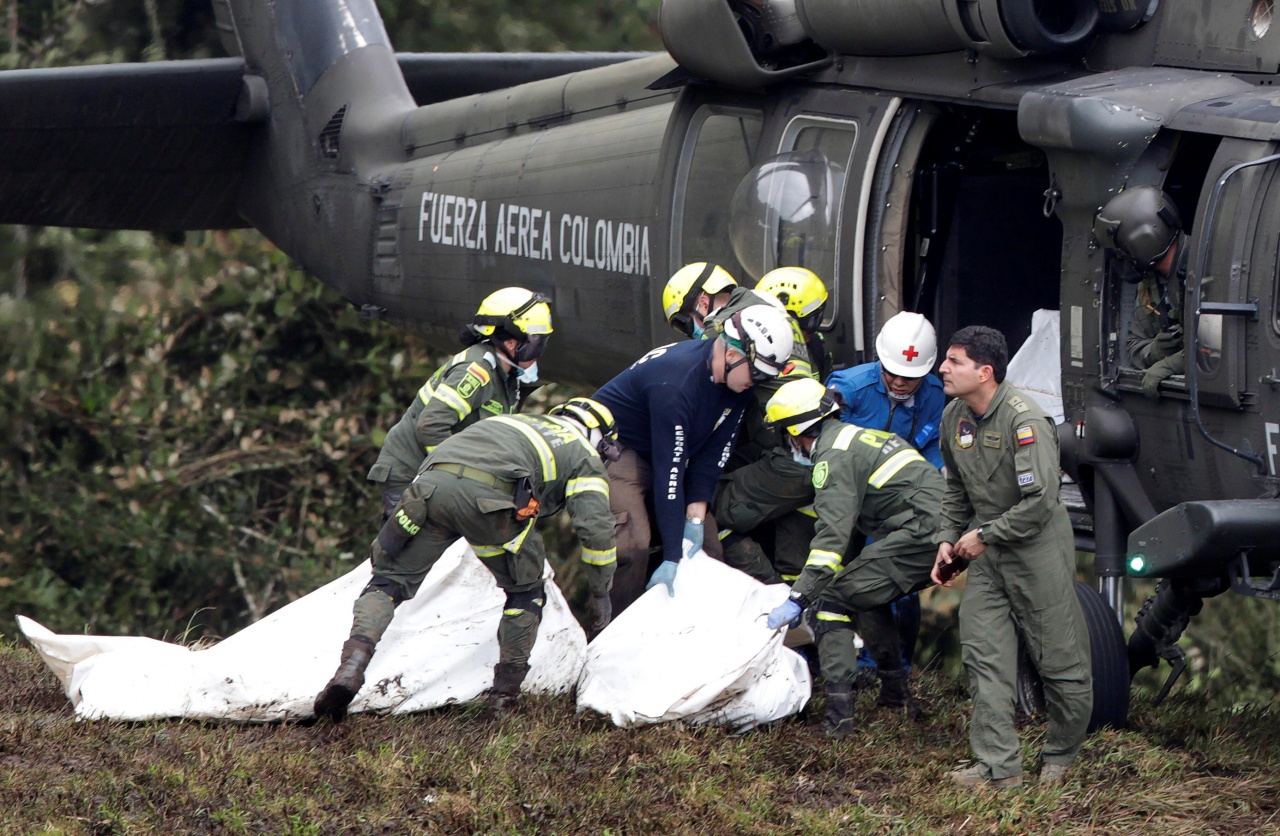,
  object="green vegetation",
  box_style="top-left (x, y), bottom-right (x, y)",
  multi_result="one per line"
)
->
top-left (2, 640), bottom-right (1277, 834)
